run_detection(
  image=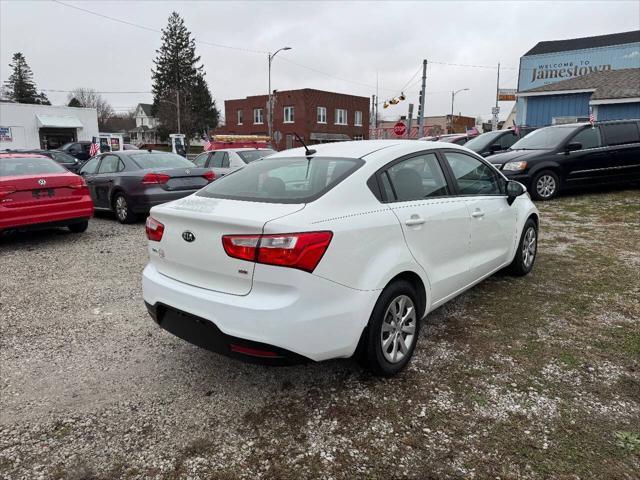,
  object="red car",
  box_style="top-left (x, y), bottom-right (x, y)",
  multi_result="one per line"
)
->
top-left (0, 153), bottom-right (94, 233)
